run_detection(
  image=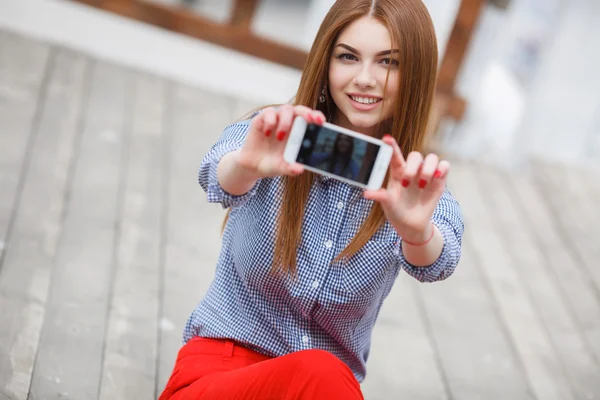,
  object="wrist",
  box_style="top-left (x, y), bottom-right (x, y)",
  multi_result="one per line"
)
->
top-left (218, 150), bottom-right (261, 196)
top-left (401, 222), bottom-right (435, 246)
top-left (231, 150), bottom-right (262, 181)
